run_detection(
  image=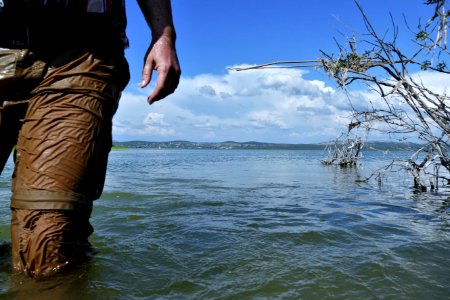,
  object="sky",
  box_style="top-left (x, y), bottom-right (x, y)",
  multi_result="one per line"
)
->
top-left (114, 0), bottom-right (439, 143)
